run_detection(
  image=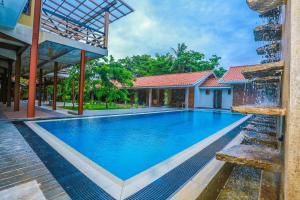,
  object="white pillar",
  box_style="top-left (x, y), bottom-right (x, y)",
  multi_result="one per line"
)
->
top-left (185, 88), bottom-right (189, 109)
top-left (148, 88), bottom-right (152, 107)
